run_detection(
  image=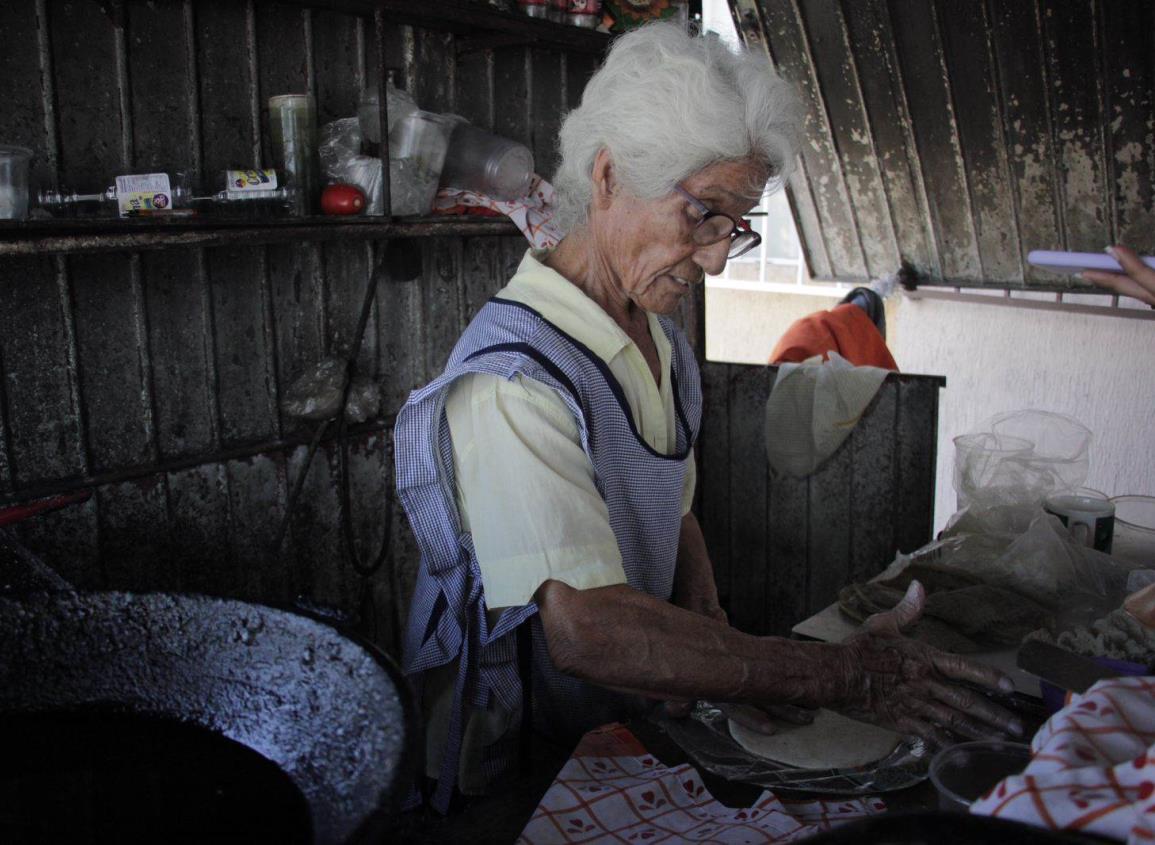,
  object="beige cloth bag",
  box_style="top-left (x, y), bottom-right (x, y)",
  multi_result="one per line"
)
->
top-left (764, 351), bottom-right (889, 478)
